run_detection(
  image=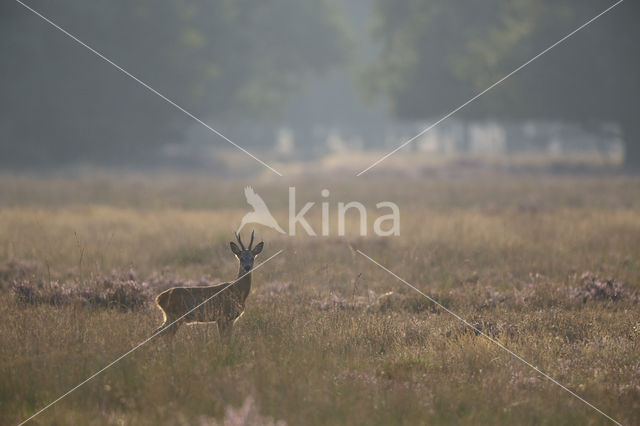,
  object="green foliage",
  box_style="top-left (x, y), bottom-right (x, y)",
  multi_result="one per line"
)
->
top-left (365, 0), bottom-right (640, 167)
top-left (0, 0), bottom-right (351, 166)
